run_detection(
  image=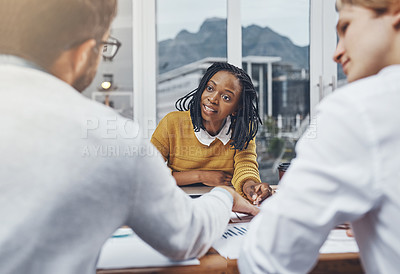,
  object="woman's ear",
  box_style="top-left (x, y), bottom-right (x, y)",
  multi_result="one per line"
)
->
top-left (231, 105), bottom-right (243, 117)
